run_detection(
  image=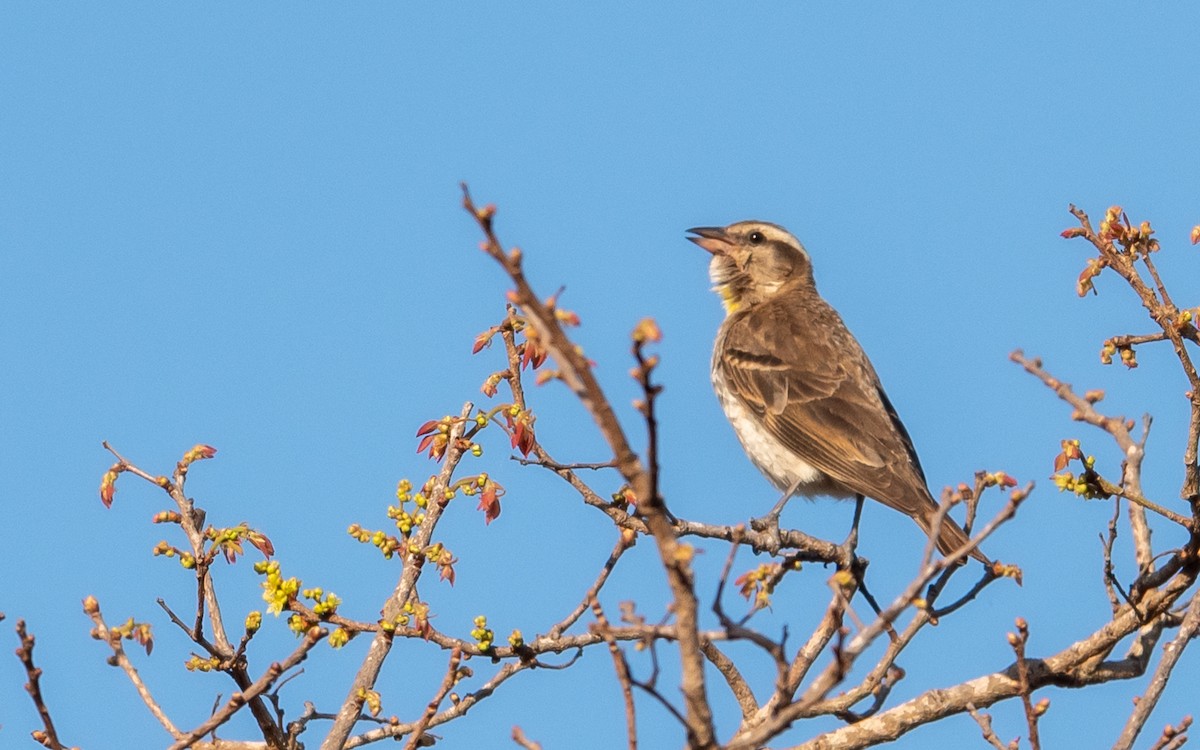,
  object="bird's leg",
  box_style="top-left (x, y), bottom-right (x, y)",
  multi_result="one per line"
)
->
top-left (843, 494), bottom-right (865, 553)
top-left (751, 479), bottom-right (803, 554)
top-left (842, 496), bottom-right (867, 586)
